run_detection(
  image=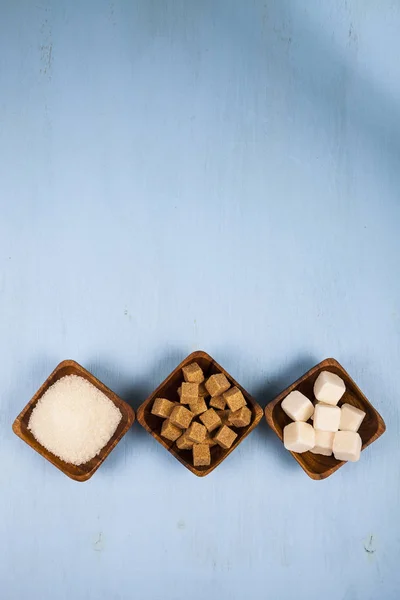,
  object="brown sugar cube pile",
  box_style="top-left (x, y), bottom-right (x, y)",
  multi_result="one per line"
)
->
top-left (182, 362), bottom-right (204, 383)
top-left (199, 408), bottom-right (222, 432)
top-left (151, 397), bottom-right (175, 419)
top-left (205, 373), bottom-right (231, 397)
top-left (152, 361), bottom-right (253, 468)
top-left (161, 420), bottom-right (182, 442)
top-left (193, 443), bottom-right (211, 467)
top-left (189, 397), bottom-right (208, 416)
top-left (214, 425), bottom-right (238, 449)
top-left (229, 406), bottom-right (252, 427)
top-left (176, 432), bottom-right (194, 450)
top-left (223, 386), bottom-right (247, 412)
top-left (209, 394), bottom-right (226, 410)
top-left (170, 405), bottom-right (194, 429)
top-left (180, 382), bottom-right (199, 405)
top-left (187, 422), bottom-right (207, 444)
